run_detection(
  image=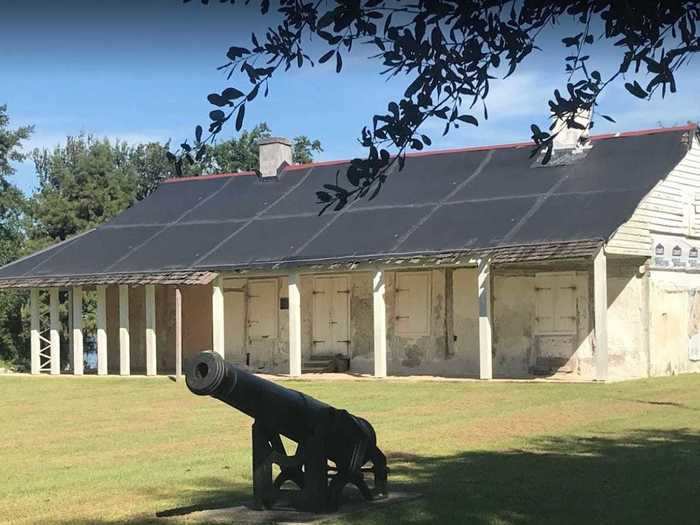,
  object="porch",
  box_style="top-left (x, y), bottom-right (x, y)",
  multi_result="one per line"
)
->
top-left (23, 247), bottom-right (616, 381)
